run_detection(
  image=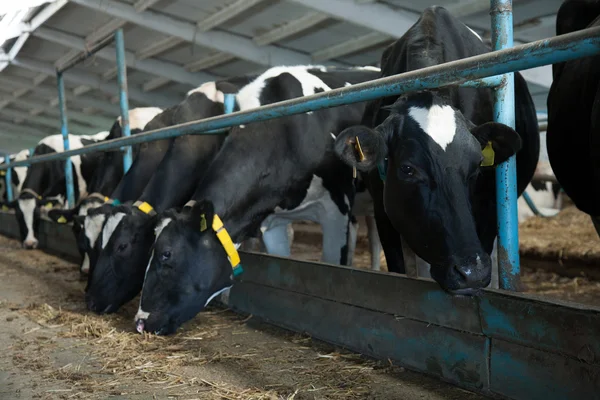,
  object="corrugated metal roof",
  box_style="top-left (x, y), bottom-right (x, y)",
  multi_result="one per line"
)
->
top-left (0, 0), bottom-right (564, 152)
